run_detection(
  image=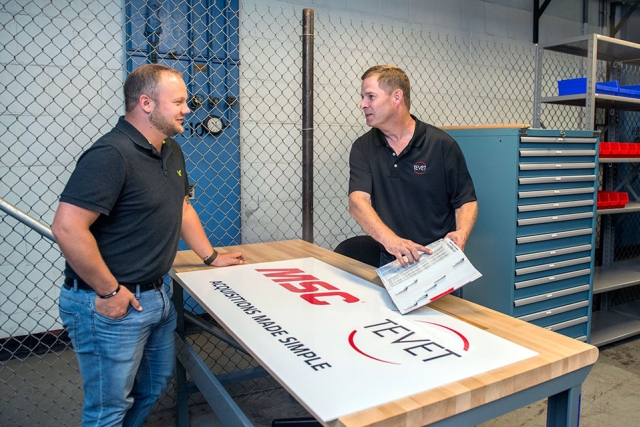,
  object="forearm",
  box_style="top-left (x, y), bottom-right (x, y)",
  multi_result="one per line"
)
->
top-left (455, 201), bottom-right (478, 239)
top-left (59, 234), bottom-right (116, 289)
top-left (52, 204), bottom-right (118, 294)
top-left (180, 199), bottom-right (246, 266)
top-left (445, 201), bottom-right (478, 250)
top-left (348, 192), bottom-right (396, 246)
top-left (180, 200), bottom-right (214, 260)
